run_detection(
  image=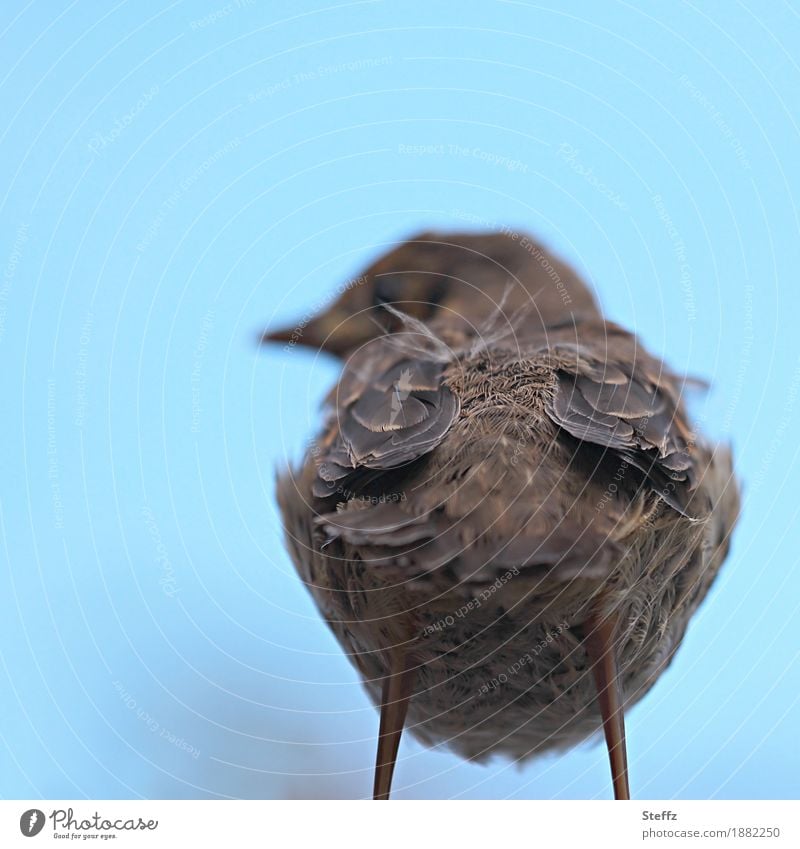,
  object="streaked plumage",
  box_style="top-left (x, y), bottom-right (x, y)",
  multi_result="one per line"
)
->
top-left (264, 231), bottom-right (739, 799)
